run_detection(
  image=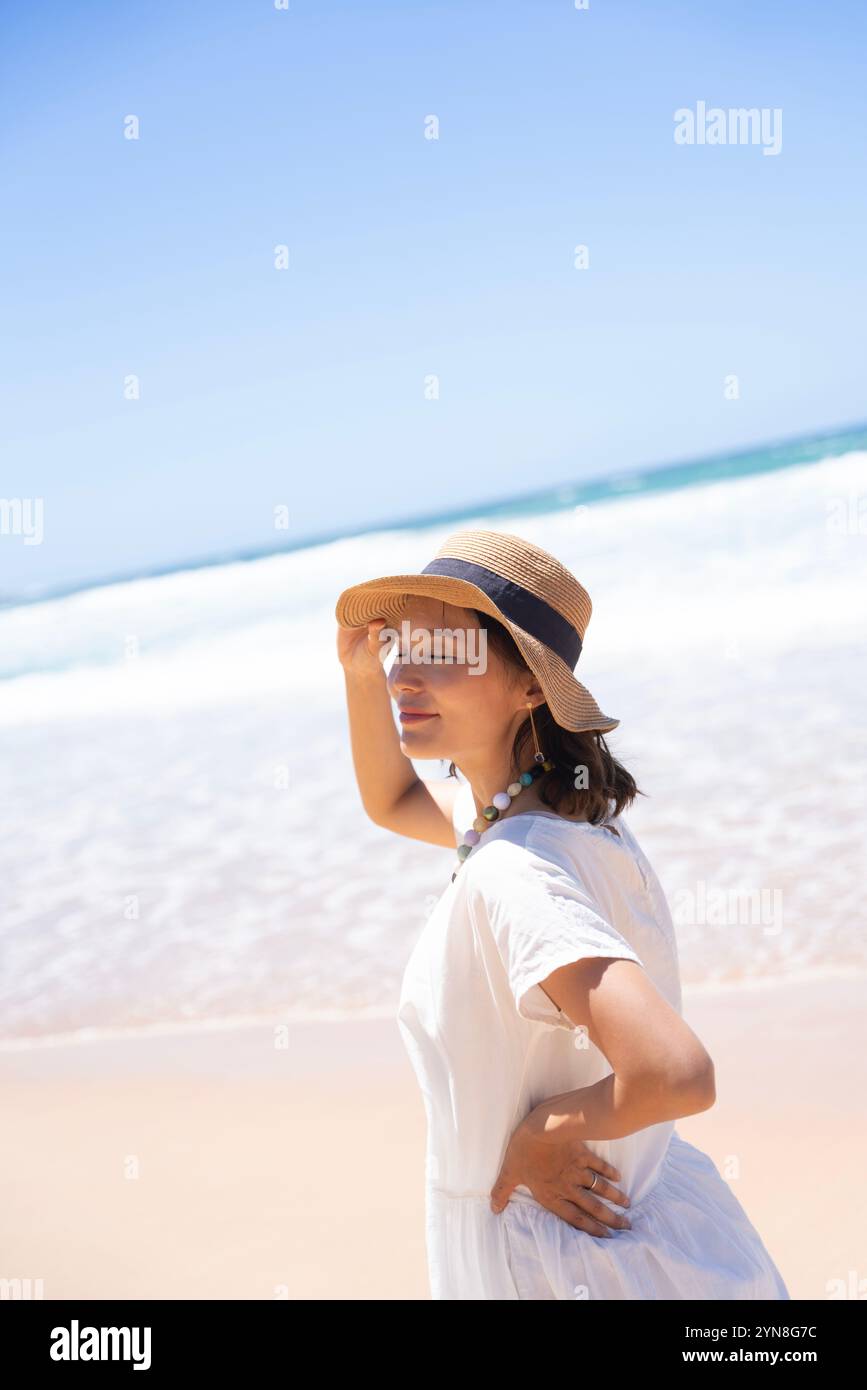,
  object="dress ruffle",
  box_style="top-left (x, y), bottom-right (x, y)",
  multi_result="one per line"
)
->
top-left (426, 1131), bottom-right (790, 1301)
